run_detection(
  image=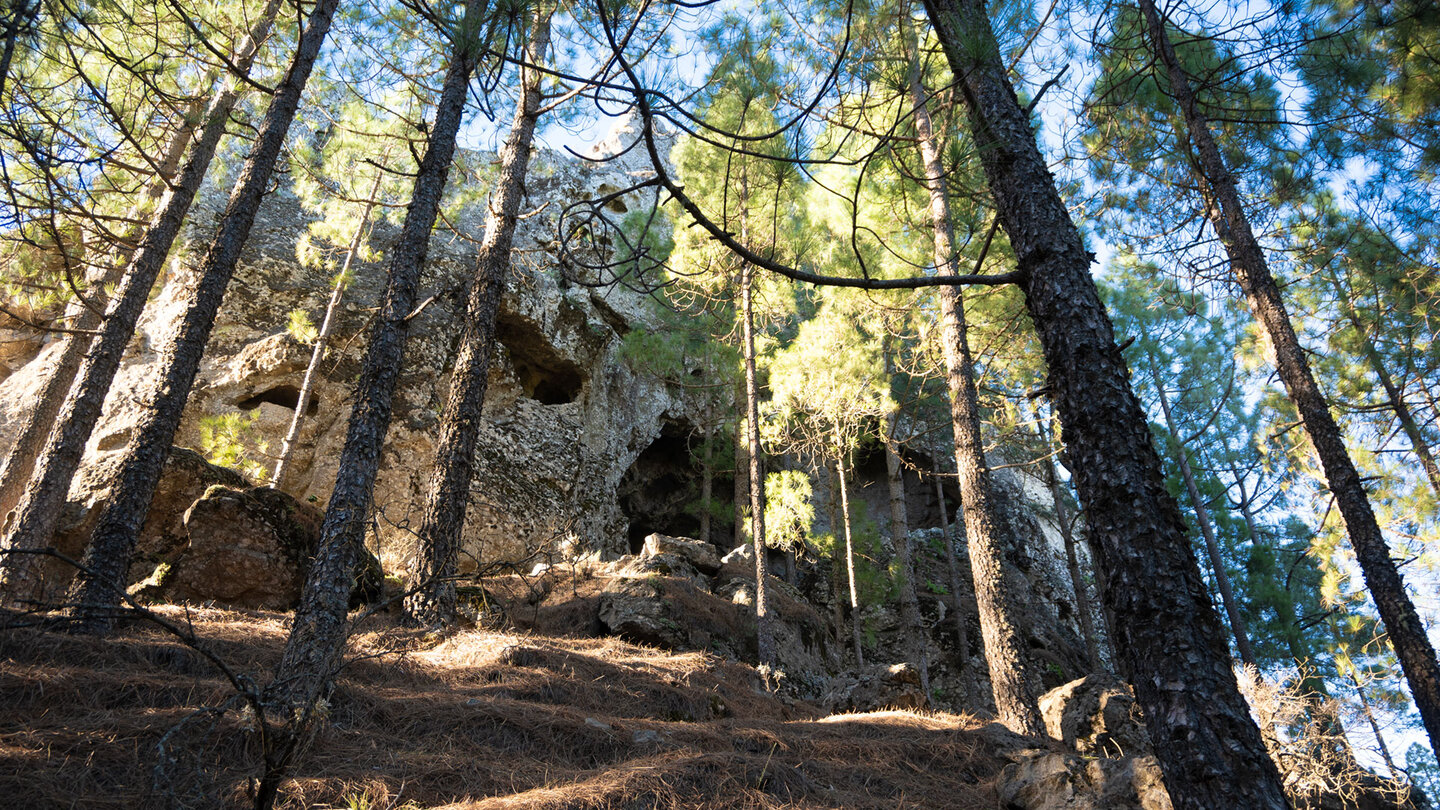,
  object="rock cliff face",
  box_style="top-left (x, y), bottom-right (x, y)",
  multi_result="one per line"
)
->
top-left (0, 140), bottom-right (702, 578)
